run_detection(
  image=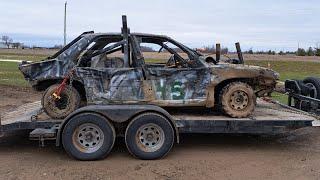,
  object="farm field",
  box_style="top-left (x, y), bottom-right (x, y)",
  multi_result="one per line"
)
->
top-left (1, 49), bottom-right (320, 86)
top-left (2, 59), bottom-right (320, 87)
top-left (1, 50), bottom-right (319, 103)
